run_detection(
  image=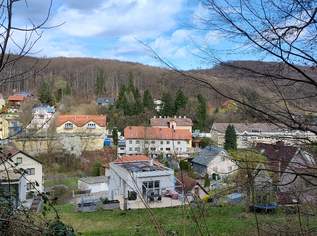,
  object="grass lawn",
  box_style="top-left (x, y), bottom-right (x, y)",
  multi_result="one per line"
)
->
top-left (52, 204), bottom-right (271, 236)
top-left (44, 176), bottom-right (79, 190)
